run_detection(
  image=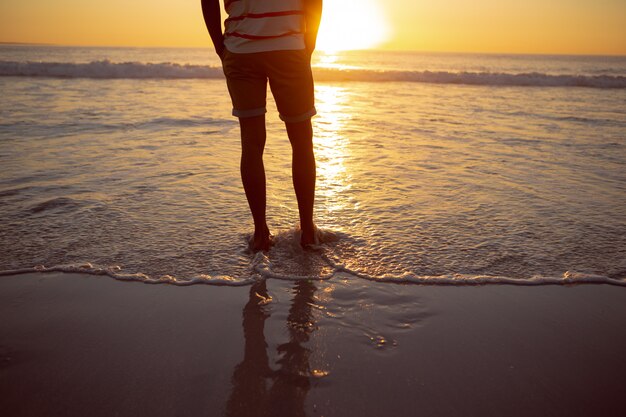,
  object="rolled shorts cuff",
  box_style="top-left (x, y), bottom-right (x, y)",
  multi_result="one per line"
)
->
top-left (233, 107), bottom-right (267, 119)
top-left (279, 107), bottom-right (317, 123)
